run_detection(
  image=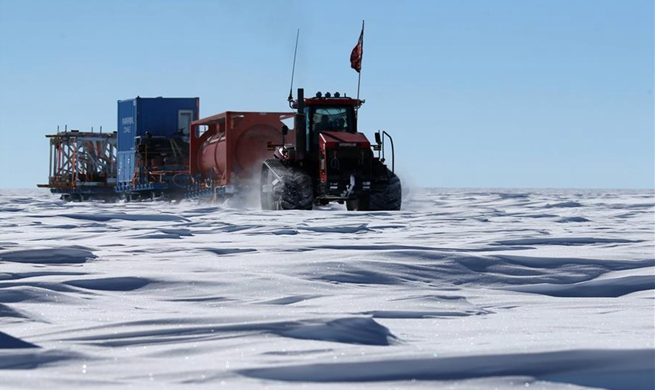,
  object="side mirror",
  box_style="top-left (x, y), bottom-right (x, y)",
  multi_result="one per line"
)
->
top-left (374, 131), bottom-right (381, 145)
top-left (281, 125), bottom-right (289, 136)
